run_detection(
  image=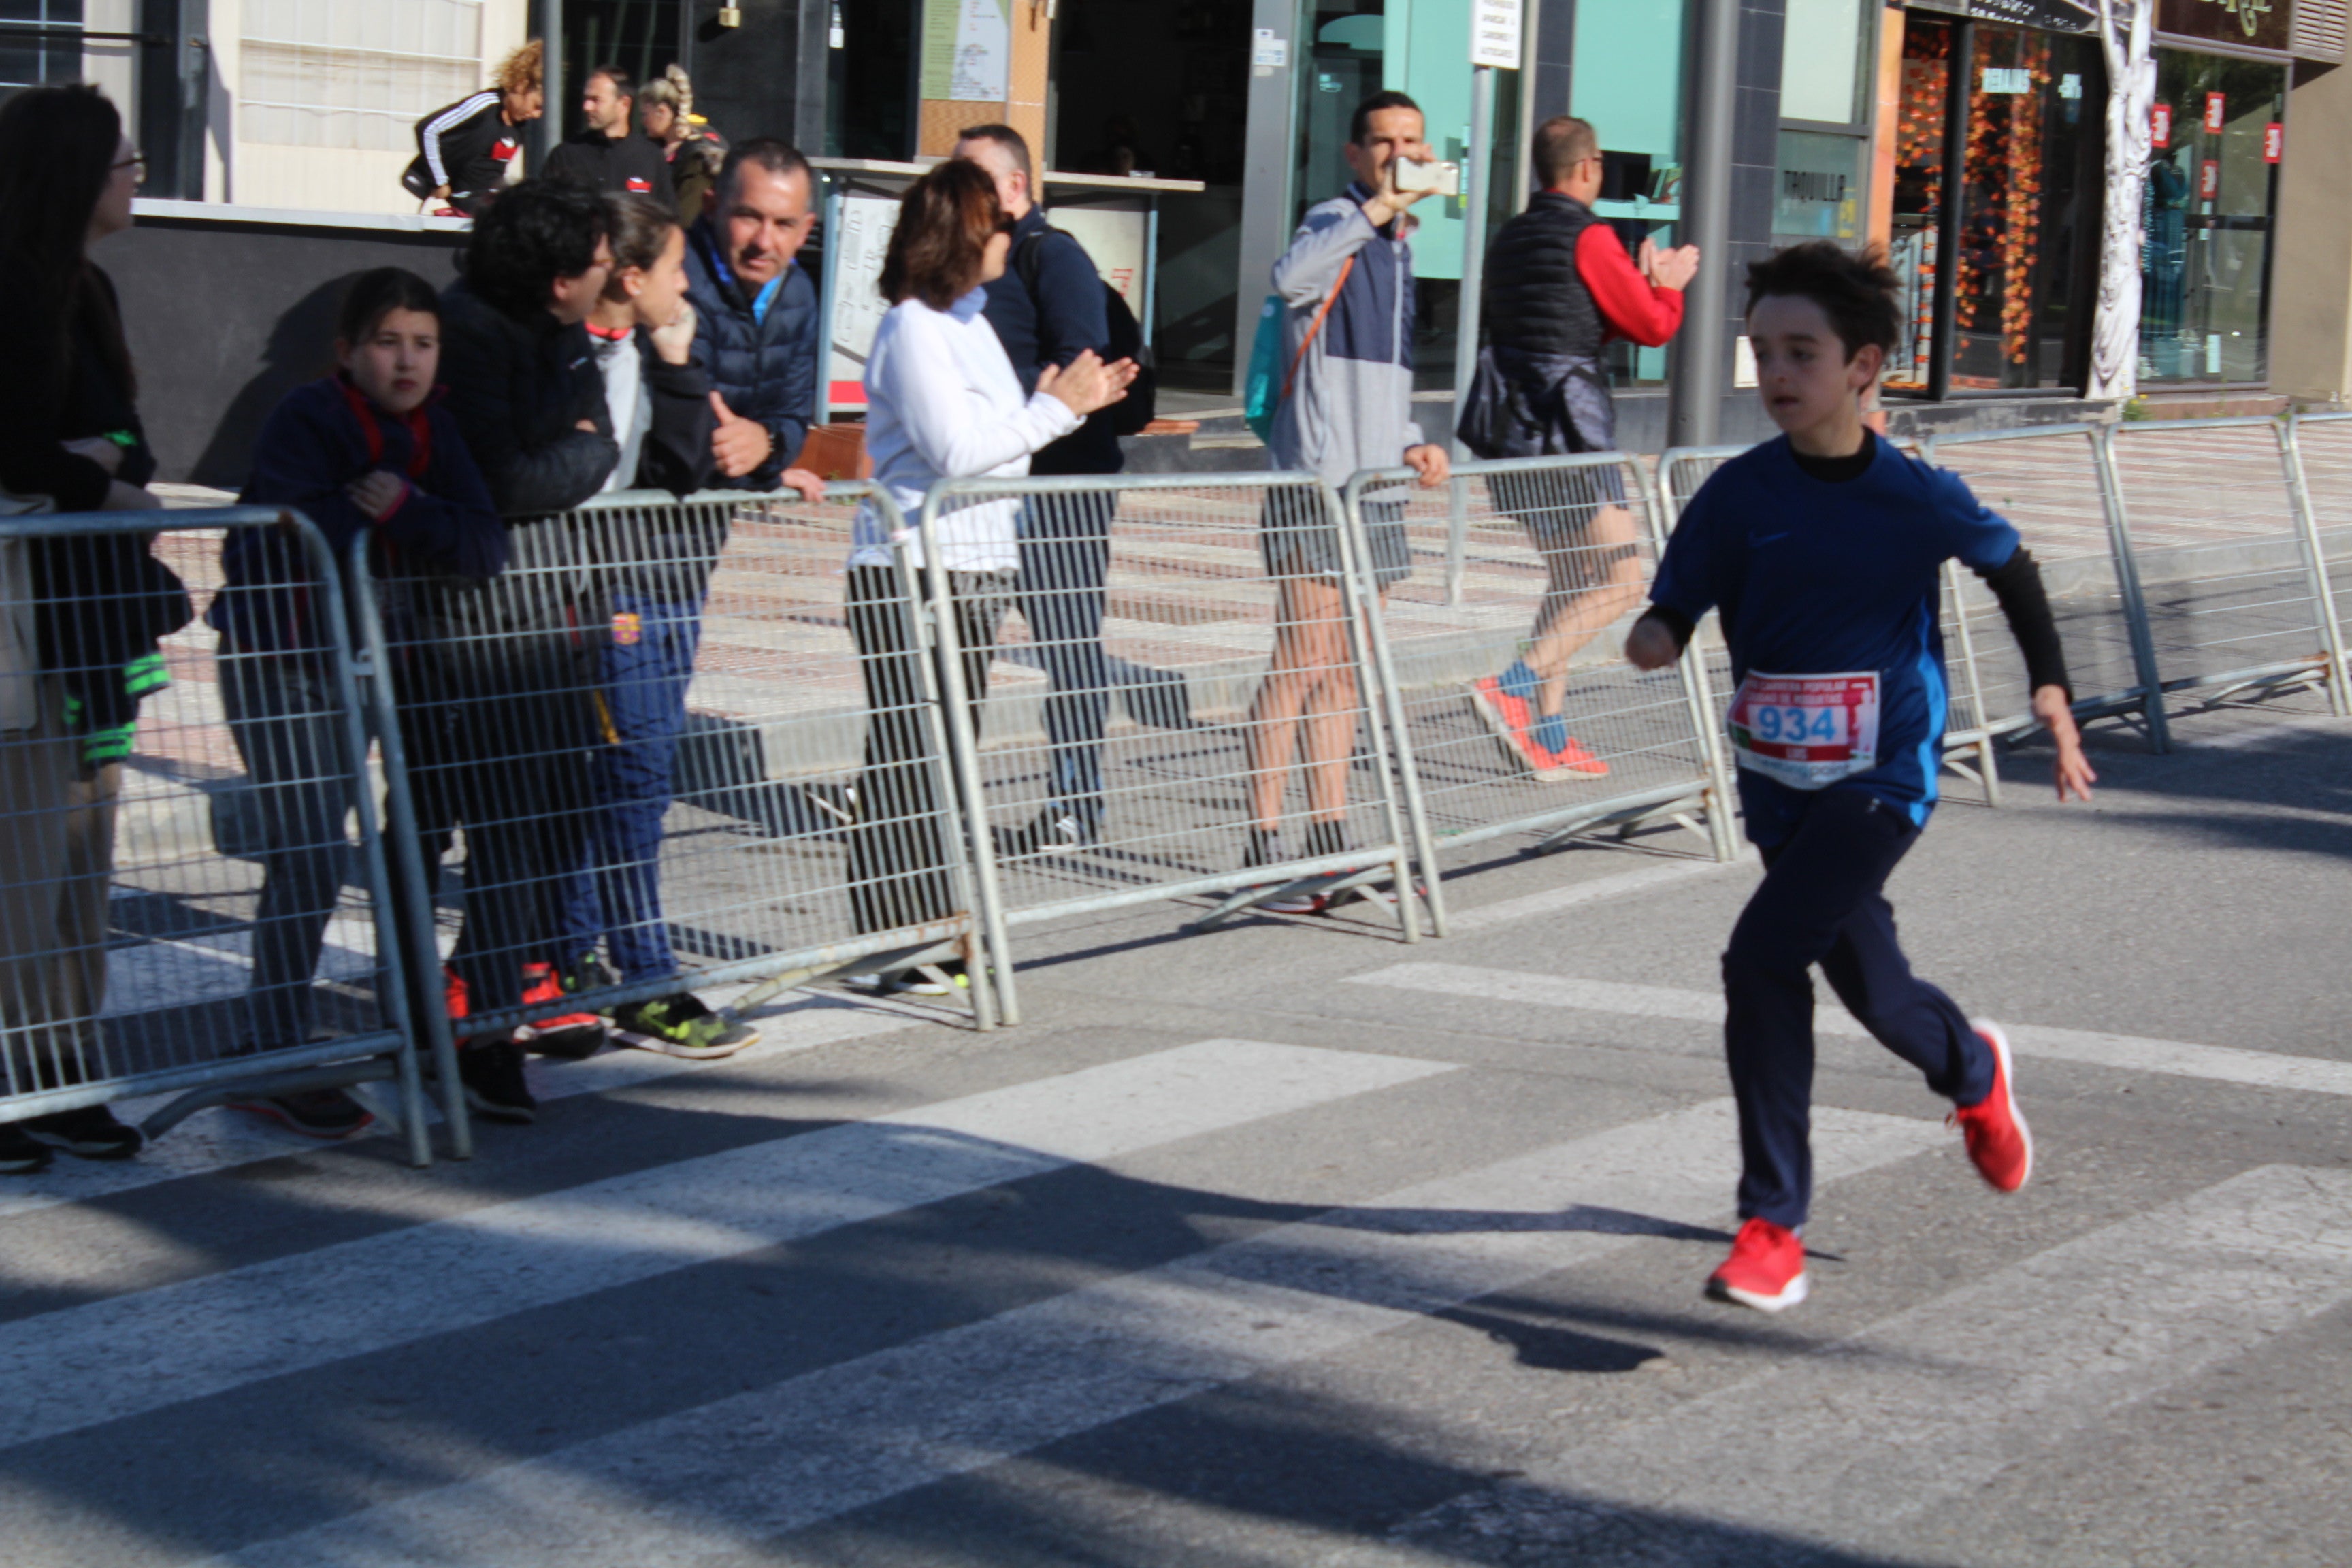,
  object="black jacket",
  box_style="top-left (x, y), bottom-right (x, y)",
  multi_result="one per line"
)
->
top-left (0, 265), bottom-right (190, 732)
top-left (546, 129), bottom-right (676, 206)
top-left (1484, 192), bottom-right (1607, 361)
top-left (436, 278), bottom-right (619, 518)
top-left (408, 91), bottom-right (523, 213)
top-left (980, 206), bottom-right (1122, 476)
top-left (681, 218), bottom-right (818, 490)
